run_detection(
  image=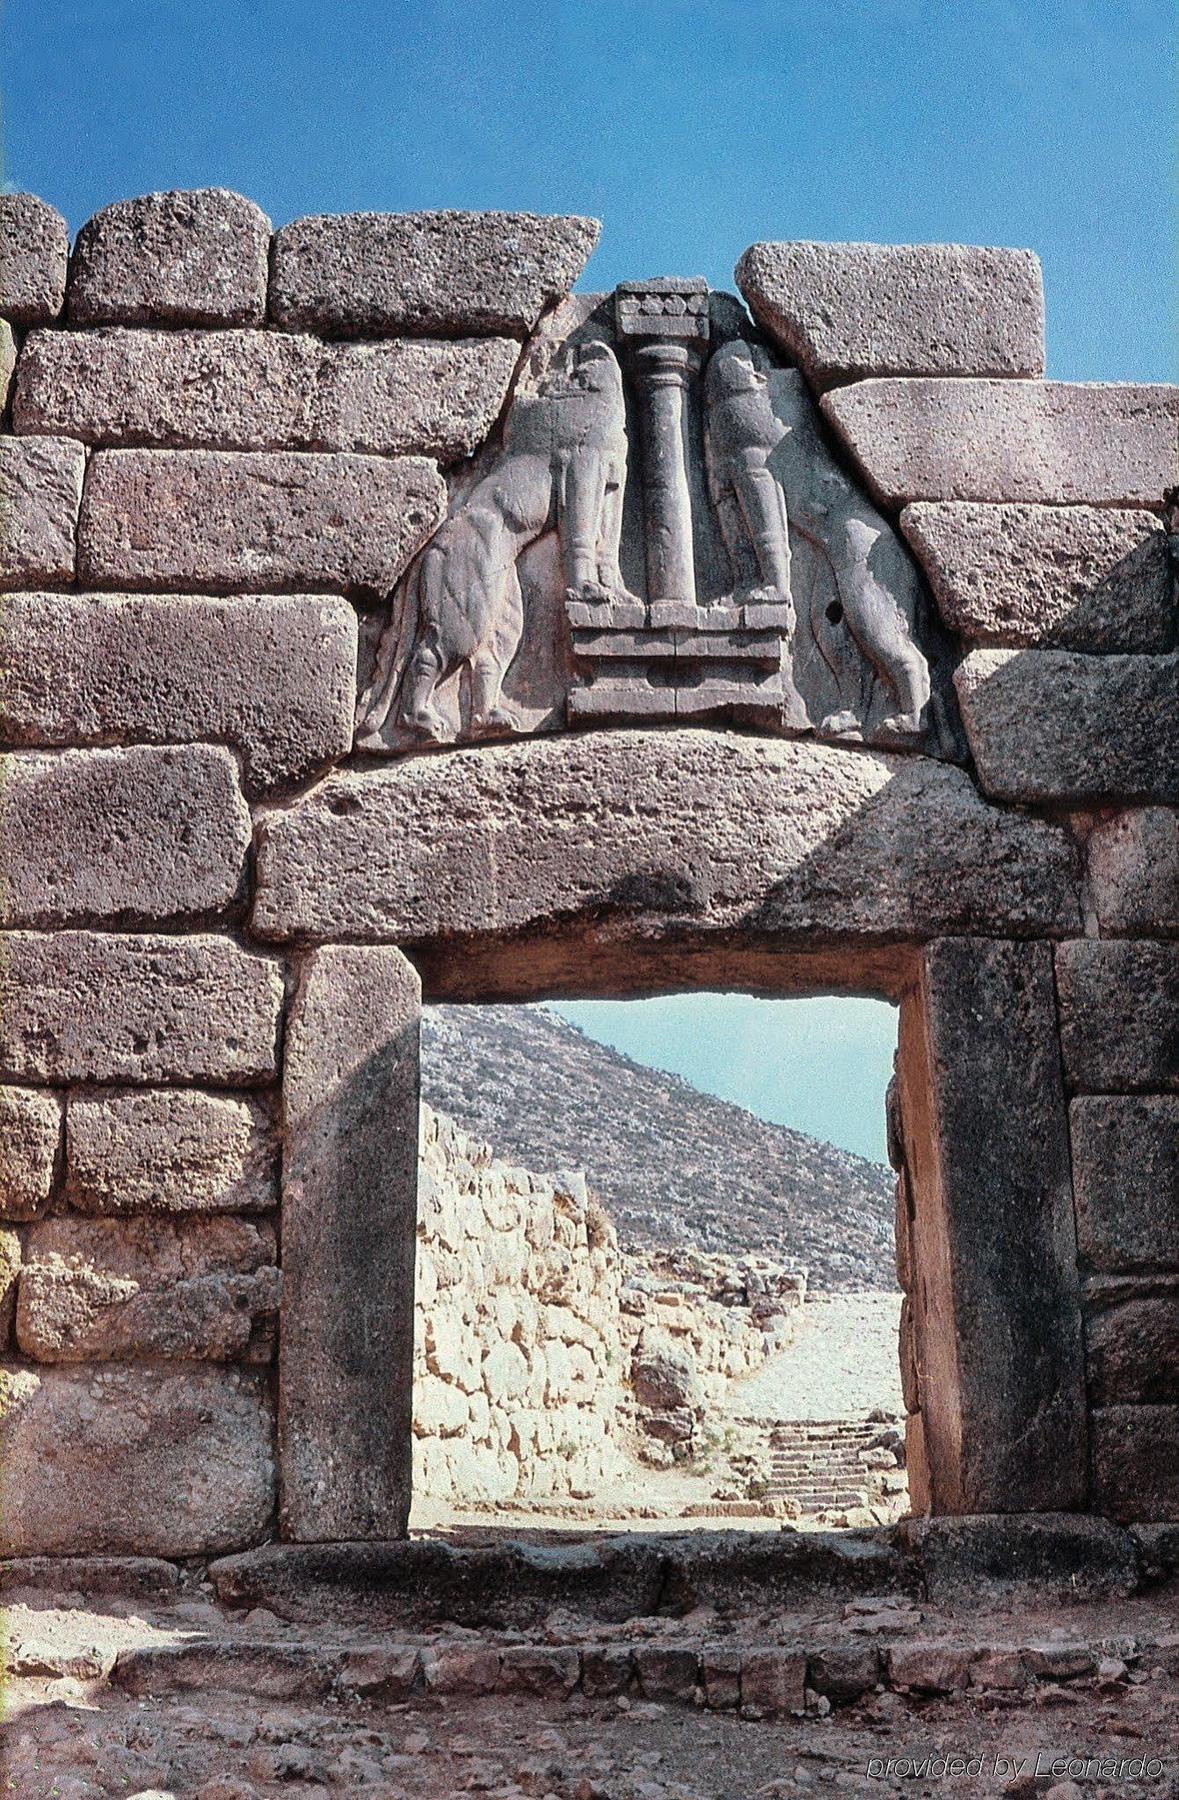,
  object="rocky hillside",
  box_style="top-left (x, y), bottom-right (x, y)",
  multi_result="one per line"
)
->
top-left (421, 1006), bottom-right (896, 1291)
